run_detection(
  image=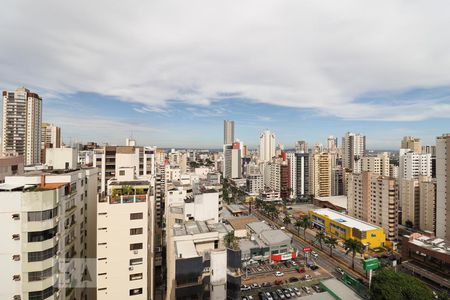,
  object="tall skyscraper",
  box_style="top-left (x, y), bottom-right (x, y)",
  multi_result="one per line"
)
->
top-left (259, 130), bottom-right (276, 162)
top-left (295, 140), bottom-right (308, 153)
top-left (41, 122), bottom-right (61, 162)
top-left (436, 133), bottom-right (450, 240)
top-left (310, 152), bottom-right (331, 197)
top-left (342, 132), bottom-right (366, 173)
top-left (295, 152), bottom-right (309, 197)
top-left (223, 120), bottom-right (234, 144)
top-left (327, 135), bottom-right (338, 153)
top-left (362, 153), bottom-right (390, 177)
top-left (223, 142), bottom-right (242, 179)
top-left (2, 87), bottom-right (42, 165)
top-left (401, 136), bottom-right (422, 153)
